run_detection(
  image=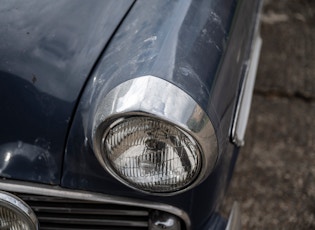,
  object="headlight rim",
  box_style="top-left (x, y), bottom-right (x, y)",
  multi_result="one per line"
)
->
top-left (95, 112), bottom-right (204, 195)
top-left (92, 76), bottom-right (218, 196)
top-left (0, 191), bottom-right (38, 230)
